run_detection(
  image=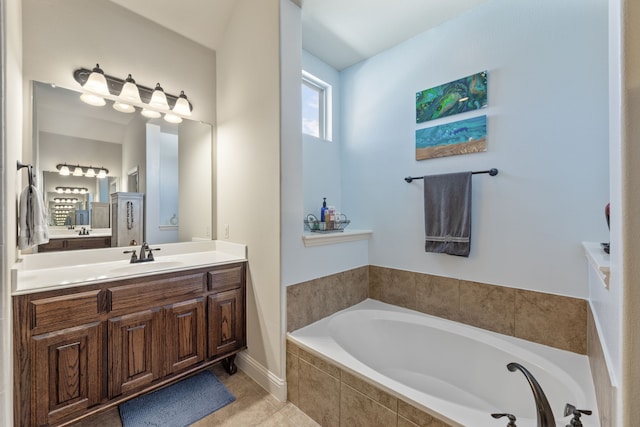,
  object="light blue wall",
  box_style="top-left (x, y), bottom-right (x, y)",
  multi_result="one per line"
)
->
top-left (339, 0), bottom-right (609, 298)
